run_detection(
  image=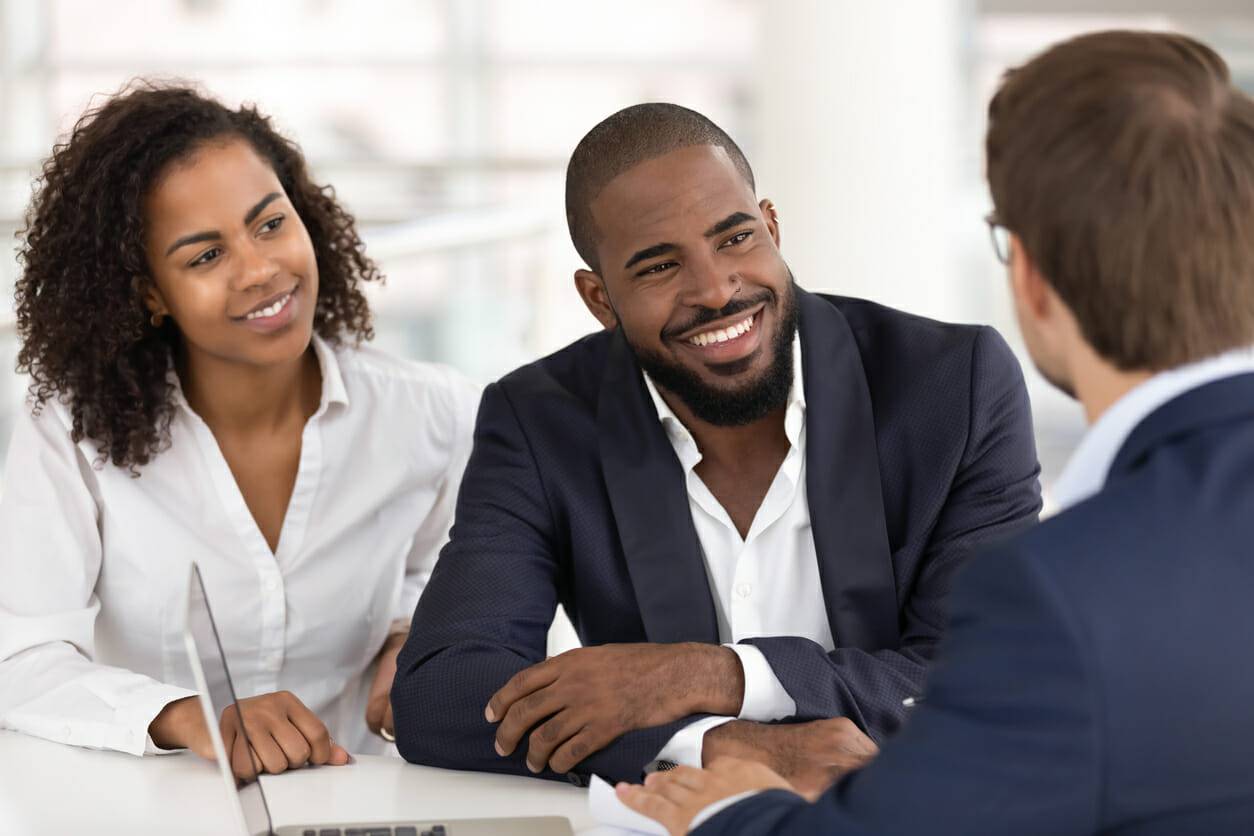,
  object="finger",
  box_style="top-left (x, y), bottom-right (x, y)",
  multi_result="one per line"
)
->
top-left (284, 699), bottom-right (334, 765)
top-left (651, 775), bottom-right (698, 805)
top-left (229, 731), bottom-right (259, 781)
top-left (547, 726), bottom-right (604, 774)
top-left (495, 687), bottom-right (561, 757)
top-left (269, 718), bottom-right (314, 769)
top-left (365, 693), bottom-right (385, 735)
top-left (249, 729), bottom-right (291, 775)
top-left (328, 741), bottom-right (351, 765)
top-left (653, 764), bottom-right (708, 791)
top-left (616, 784), bottom-right (686, 836)
top-left (486, 662), bottom-right (560, 724)
top-left (525, 712), bottom-right (582, 773)
top-left (382, 703), bottom-right (394, 738)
